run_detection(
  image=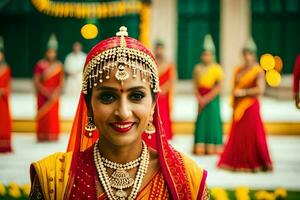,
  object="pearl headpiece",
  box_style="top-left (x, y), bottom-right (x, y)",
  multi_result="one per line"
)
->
top-left (82, 26), bottom-right (160, 94)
